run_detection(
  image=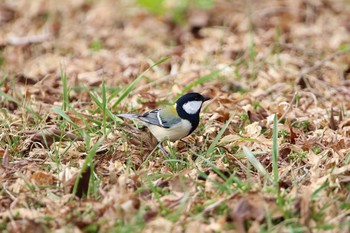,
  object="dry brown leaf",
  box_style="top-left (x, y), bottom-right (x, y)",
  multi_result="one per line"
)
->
top-left (244, 122), bottom-right (262, 139)
top-left (7, 219), bottom-right (46, 233)
top-left (160, 191), bottom-right (186, 209)
top-left (30, 171), bottom-right (56, 186)
top-left (329, 106), bottom-right (337, 130)
top-left (0, 4), bottom-right (15, 26)
top-left (28, 148), bottom-right (49, 159)
top-left (9, 176), bottom-right (27, 194)
top-left (1, 0), bottom-right (350, 231)
top-left (1, 146), bottom-right (11, 167)
top-left (142, 217), bottom-right (173, 233)
top-left (20, 126), bottom-right (83, 154)
top-left (168, 173), bottom-right (196, 193)
top-left (229, 195), bottom-right (266, 233)
top-left (204, 171), bottom-right (222, 194)
top-left (185, 220), bottom-right (211, 233)
top-left (70, 165), bottom-right (91, 198)
top-left (300, 187), bottom-right (312, 226)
